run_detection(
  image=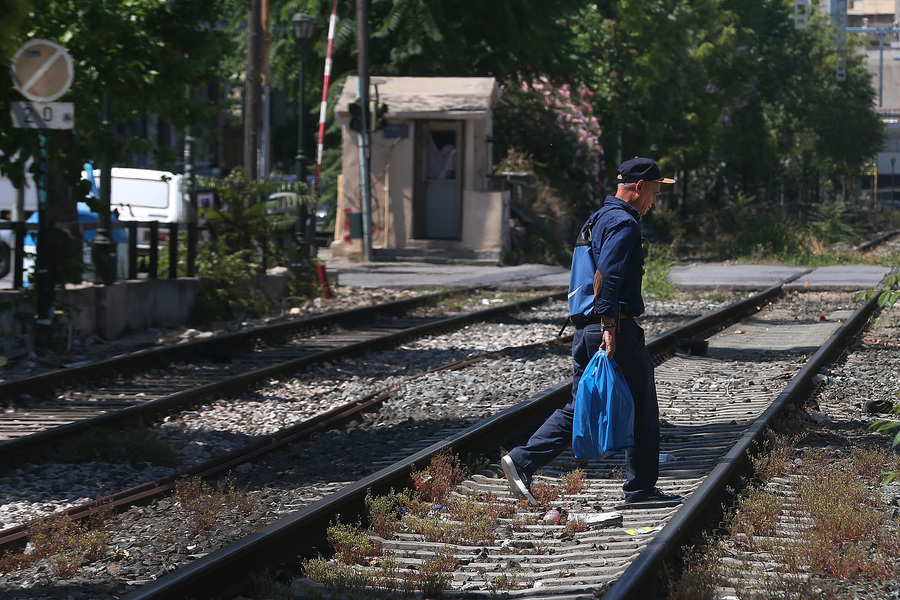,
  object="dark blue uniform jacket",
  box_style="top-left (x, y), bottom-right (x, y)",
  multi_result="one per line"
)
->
top-left (588, 196), bottom-right (644, 320)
